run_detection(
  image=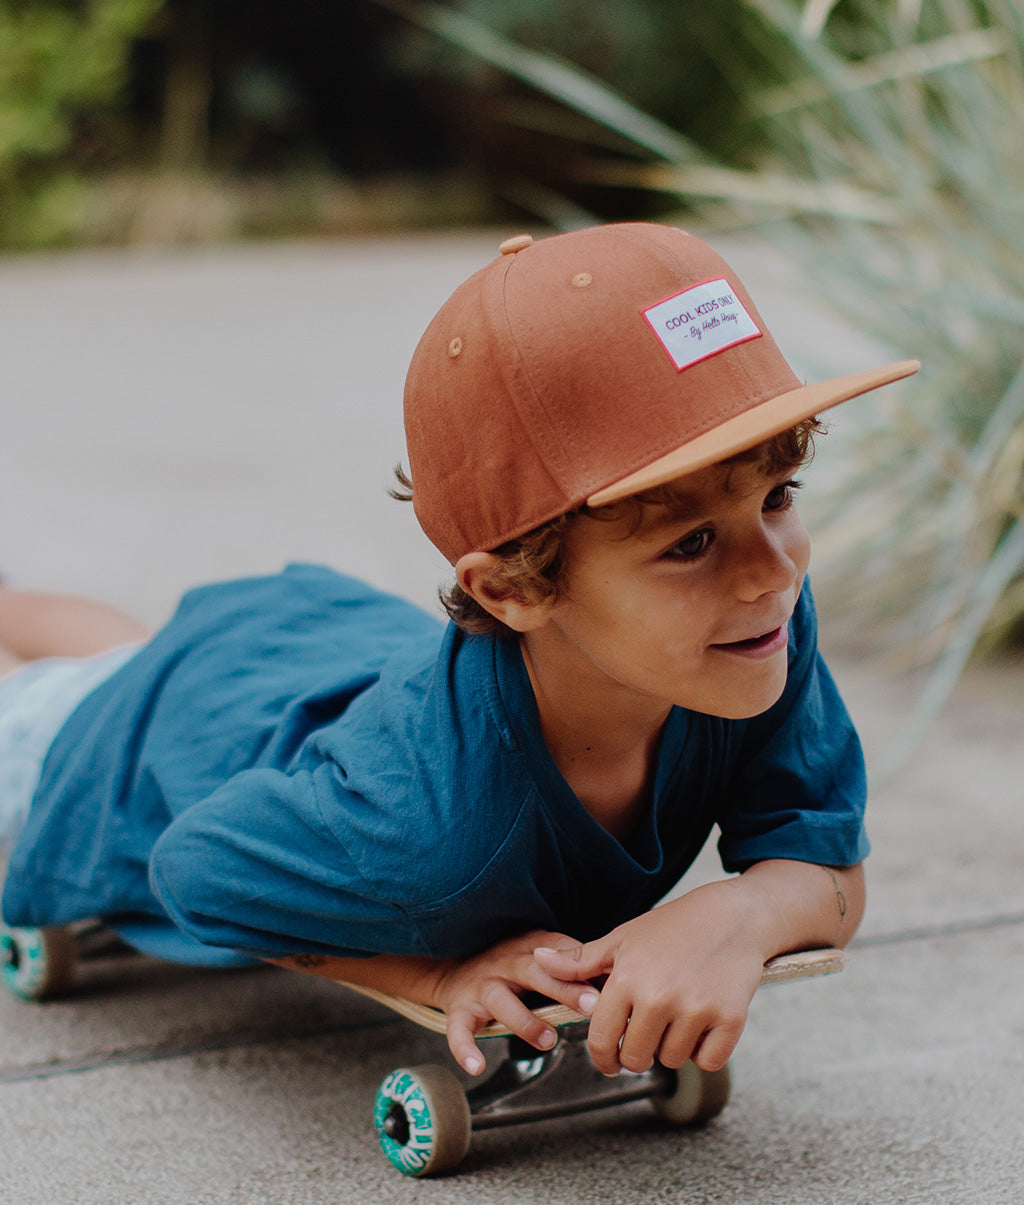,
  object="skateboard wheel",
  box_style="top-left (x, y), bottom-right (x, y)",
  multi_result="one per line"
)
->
top-left (374, 1064), bottom-right (472, 1177)
top-left (651, 1061), bottom-right (731, 1126)
top-left (0, 923), bottom-right (78, 1001)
